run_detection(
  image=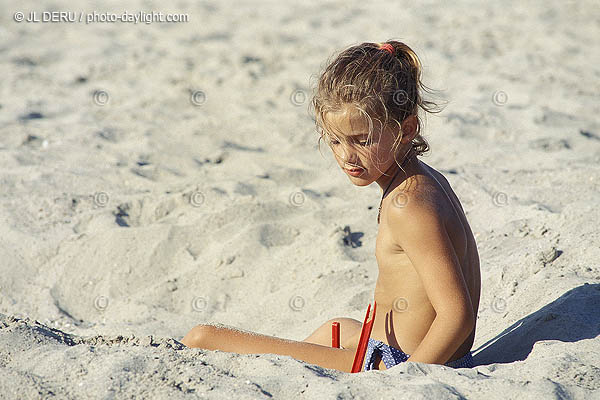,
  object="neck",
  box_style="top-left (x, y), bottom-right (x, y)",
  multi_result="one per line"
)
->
top-left (376, 147), bottom-right (417, 195)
